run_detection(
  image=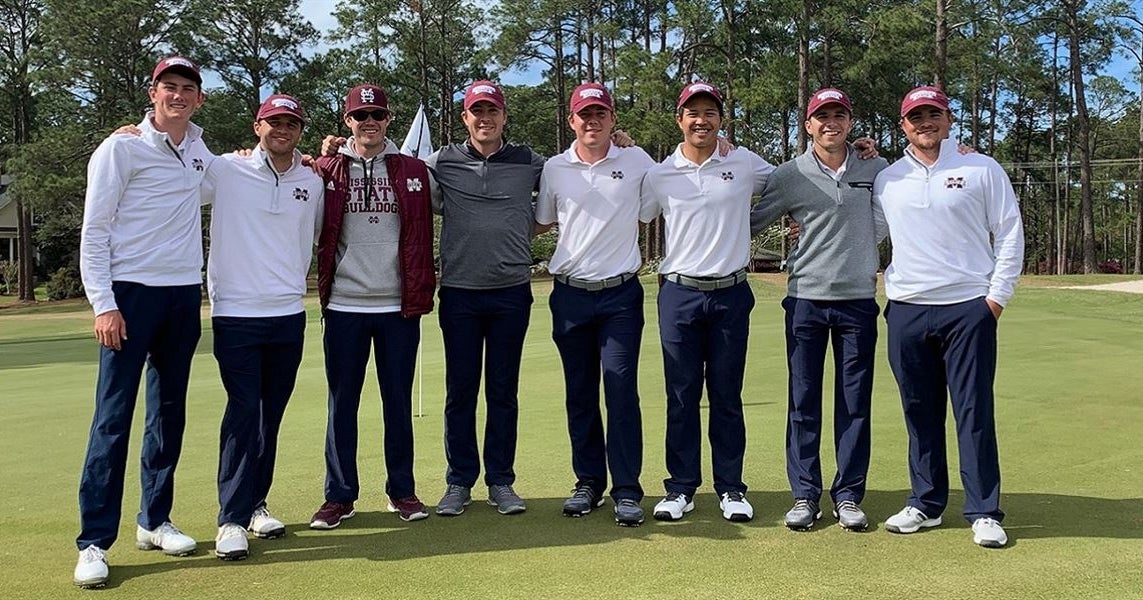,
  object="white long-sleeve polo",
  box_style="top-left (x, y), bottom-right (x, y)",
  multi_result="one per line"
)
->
top-left (536, 142), bottom-right (656, 279)
top-left (203, 146), bottom-right (325, 318)
top-left (875, 138), bottom-right (1025, 306)
top-left (80, 117), bottom-right (214, 315)
top-left (640, 145), bottom-right (774, 277)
